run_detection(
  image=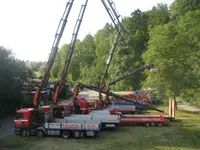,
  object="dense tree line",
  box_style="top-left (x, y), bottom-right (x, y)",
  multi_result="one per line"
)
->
top-left (51, 0), bottom-right (200, 104)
